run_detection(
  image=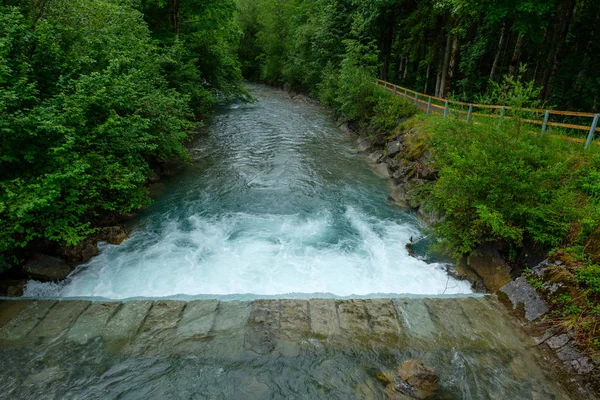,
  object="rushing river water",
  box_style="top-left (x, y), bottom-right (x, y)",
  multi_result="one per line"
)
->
top-left (26, 84), bottom-right (470, 300)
